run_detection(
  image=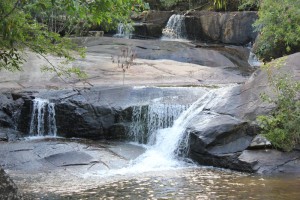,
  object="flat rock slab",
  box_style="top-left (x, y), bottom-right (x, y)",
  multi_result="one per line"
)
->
top-left (0, 137), bottom-right (146, 195)
top-left (238, 150), bottom-right (300, 174)
top-left (0, 37), bottom-right (252, 90)
top-left (44, 151), bottom-right (97, 167)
